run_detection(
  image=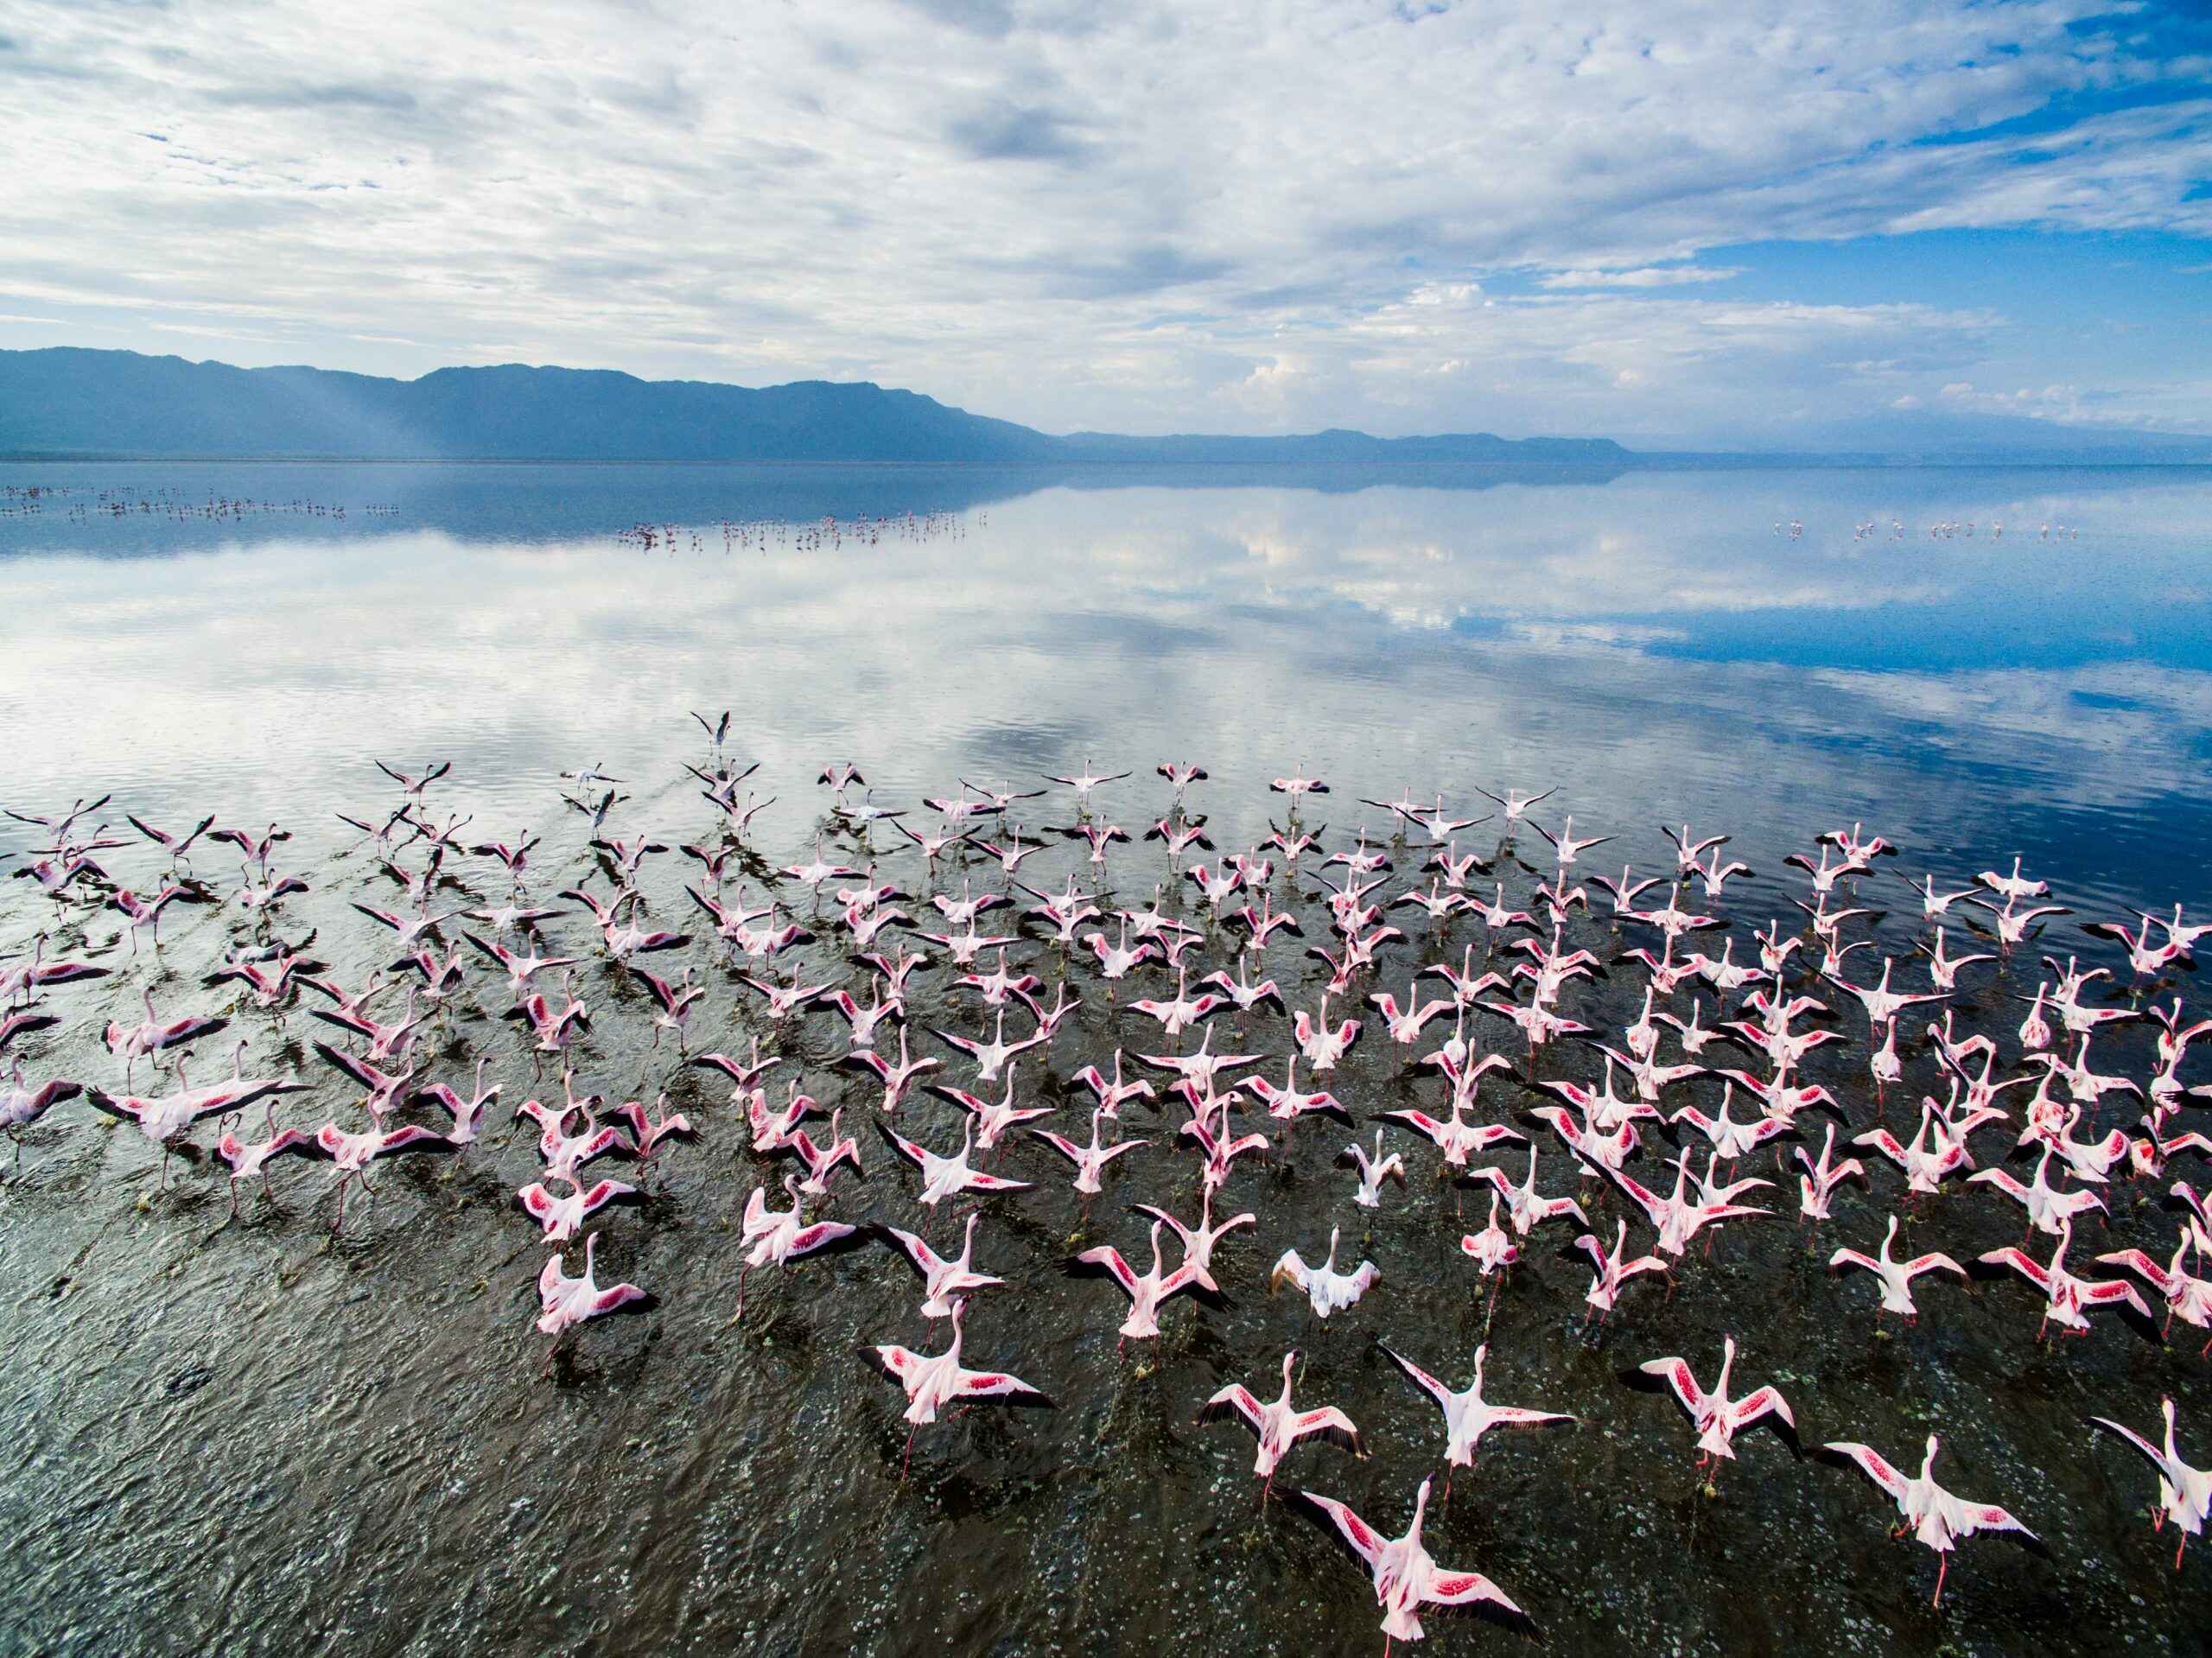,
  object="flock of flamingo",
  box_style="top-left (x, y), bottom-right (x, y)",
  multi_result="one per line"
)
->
top-left (3, 734), bottom-right (2208, 1649)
